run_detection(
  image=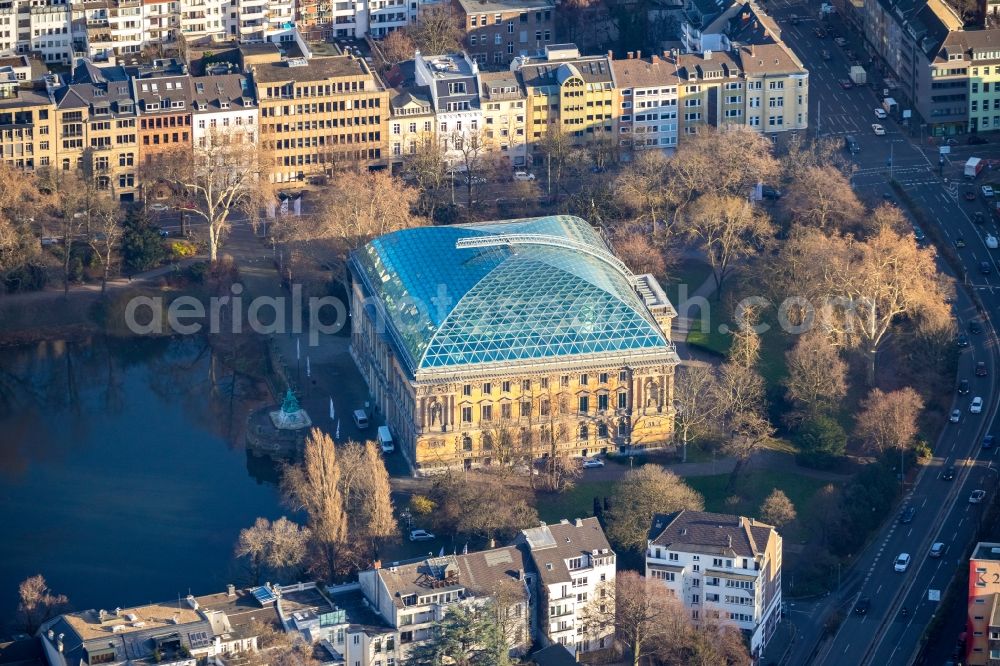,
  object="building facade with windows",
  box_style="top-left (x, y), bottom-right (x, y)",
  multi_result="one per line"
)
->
top-left (132, 72), bottom-right (192, 165)
top-left (358, 546), bottom-right (534, 661)
top-left (517, 517), bottom-right (616, 657)
top-left (645, 510), bottom-right (783, 661)
top-left (0, 70), bottom-right (56, 171)
top-left (414, 51), bottom-right (483, 166)
top-left (967, 542), bottom-right (1000, 665)
top-left (453, 0), bottom-right (555, 69)
top-left (479, 69), bottom-right (527, 165)
top-left (250, 45), bottom-right (388, 182)
top-left (348, 215), bottom-right (679, 475)
top-left (612, 51), bottom-right (680, 154)
top-left (516, 44), bottom-right (616, 149)
top-left (190, 72), bottom-right (257, 148)
top-left (388, 84), bottom-right (435, 164)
